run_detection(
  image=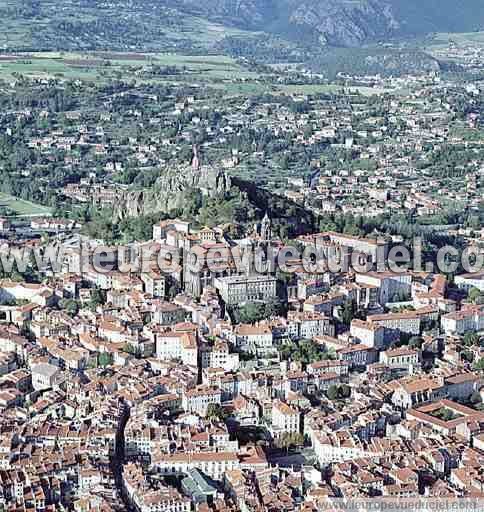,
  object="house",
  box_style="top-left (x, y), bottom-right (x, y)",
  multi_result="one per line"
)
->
top-left (287, 311), bottom-right (335, 339)
top-left (380, 347), bottom-right (420, 370)
top-left (271, 400), bottom-right (300, 438)
top-left (441, 305), bottom-right (484, 335)
top-left (155, 331), bottom-right (198, 366)
top-left (182, 386), bottom-right (221, 417)
top-left (31, 363), bottom-right (62, 391)
top-left (141, 271), bottom-right (166, 298)
top-left (232, 324), bottom-right (273, 356)
top-left (455, 273), bottom-right (484, 293)
top-left (337, 344), bottom-right (378, 369)
top-left (307, 360), bottom-right (349, 377)
top-left (350, 319), bottom-right (386, 349)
